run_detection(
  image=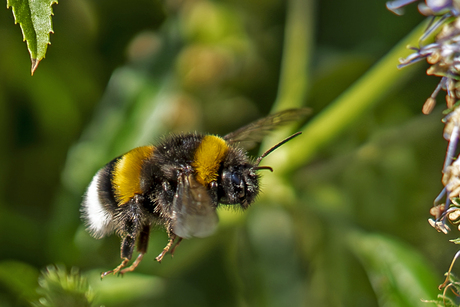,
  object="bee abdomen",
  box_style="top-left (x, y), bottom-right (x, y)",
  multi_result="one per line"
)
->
top-left (82, 167), bottom-right (116, 239)
top-left (112, 145), bottom-right (155, 205)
